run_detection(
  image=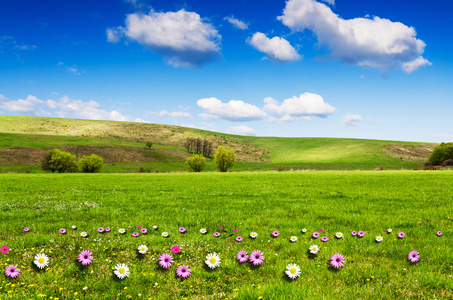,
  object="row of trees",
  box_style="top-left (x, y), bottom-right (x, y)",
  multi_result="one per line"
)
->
top-left (184, 138), bottom-right (213, 157)
top-left (41, 149), bottom-right (104, 173)
top-left (185, 146), bottom-right (236, 172)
